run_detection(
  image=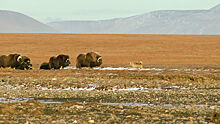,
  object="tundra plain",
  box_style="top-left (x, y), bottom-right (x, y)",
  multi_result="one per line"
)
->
top-left (0, 34), bottom-right (220, 123)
